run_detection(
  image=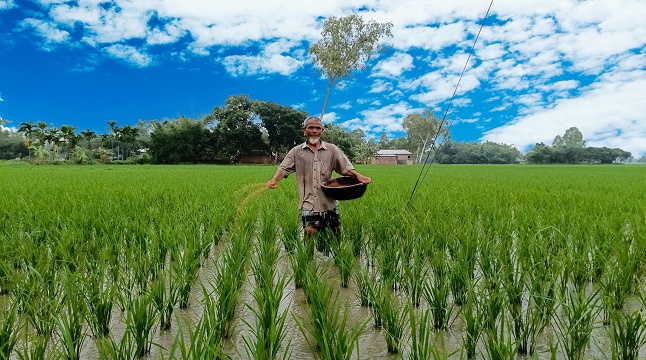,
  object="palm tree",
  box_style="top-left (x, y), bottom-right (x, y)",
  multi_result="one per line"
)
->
top-left (107, 120), bottom-right (117, 156)
top-left (47, 127), bottom-right (61, 161)
top-left (80, 129), bottom-right (97, 151)
top-left (60, 125), bottom-right (78, 160)
top-left (18, 120), bottom-right (34, 159)
top-left (35, 121), bottom-right (50, 146)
